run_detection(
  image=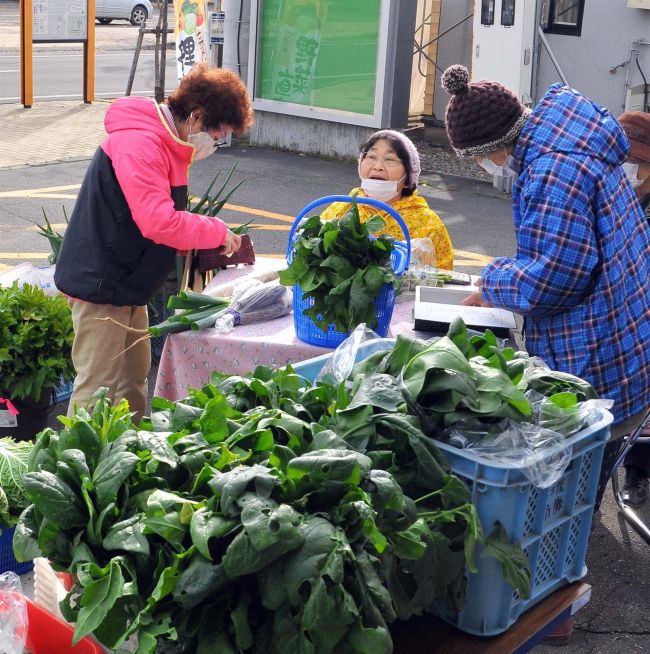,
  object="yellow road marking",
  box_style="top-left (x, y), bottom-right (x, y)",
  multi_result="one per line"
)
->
top-left (3, 184), bottom-right (495, 267)
top-left (0, 184), bottom-right (81, 198)
top-left (454, 249), bottom-right (493, 266)
top-left (0, 253), bottom-right (50, 259)
top-left (39, 222), bottom-right (292, 232)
